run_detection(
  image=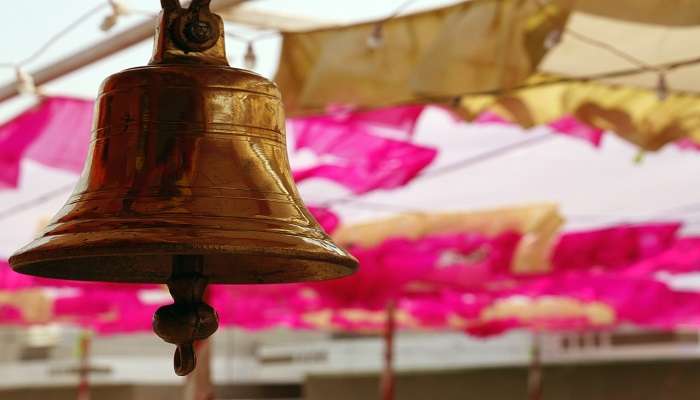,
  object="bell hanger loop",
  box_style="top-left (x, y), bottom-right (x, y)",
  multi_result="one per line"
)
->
top-left (151, 0), bottom-right (228, 65)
